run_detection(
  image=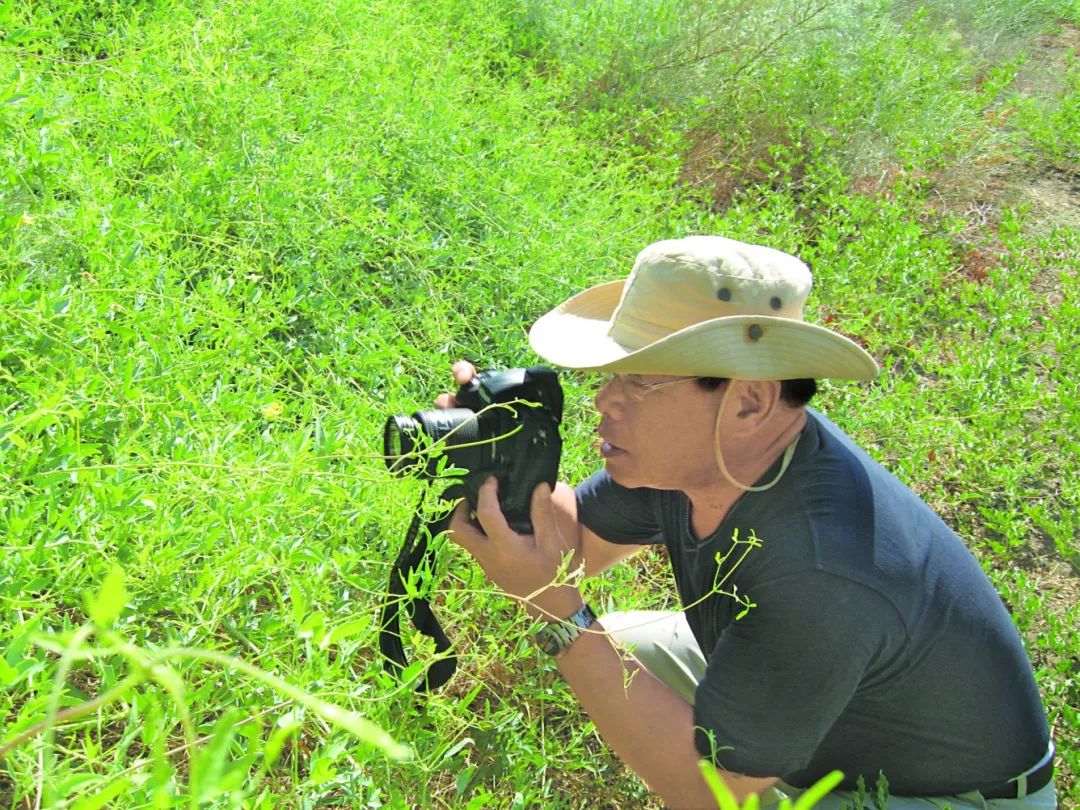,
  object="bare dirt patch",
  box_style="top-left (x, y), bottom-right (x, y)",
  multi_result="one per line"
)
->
top-left (1014, 21), bottom-right (1080, 97)
top-left (999, 20), bottom-right (1080, 238)
top-left (1007, 169), bottom-right (1080, 235)
top-left (680, 122), bottom-right (805, 209)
